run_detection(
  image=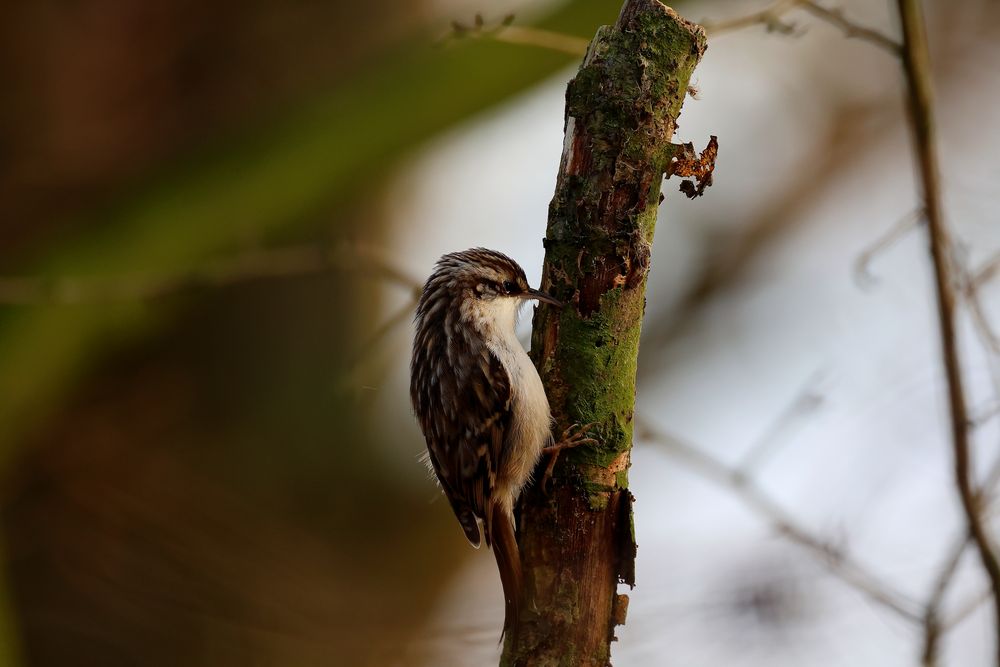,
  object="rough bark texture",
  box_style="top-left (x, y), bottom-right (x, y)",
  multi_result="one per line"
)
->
top-left (501, 2), bottom-right (706, 665)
